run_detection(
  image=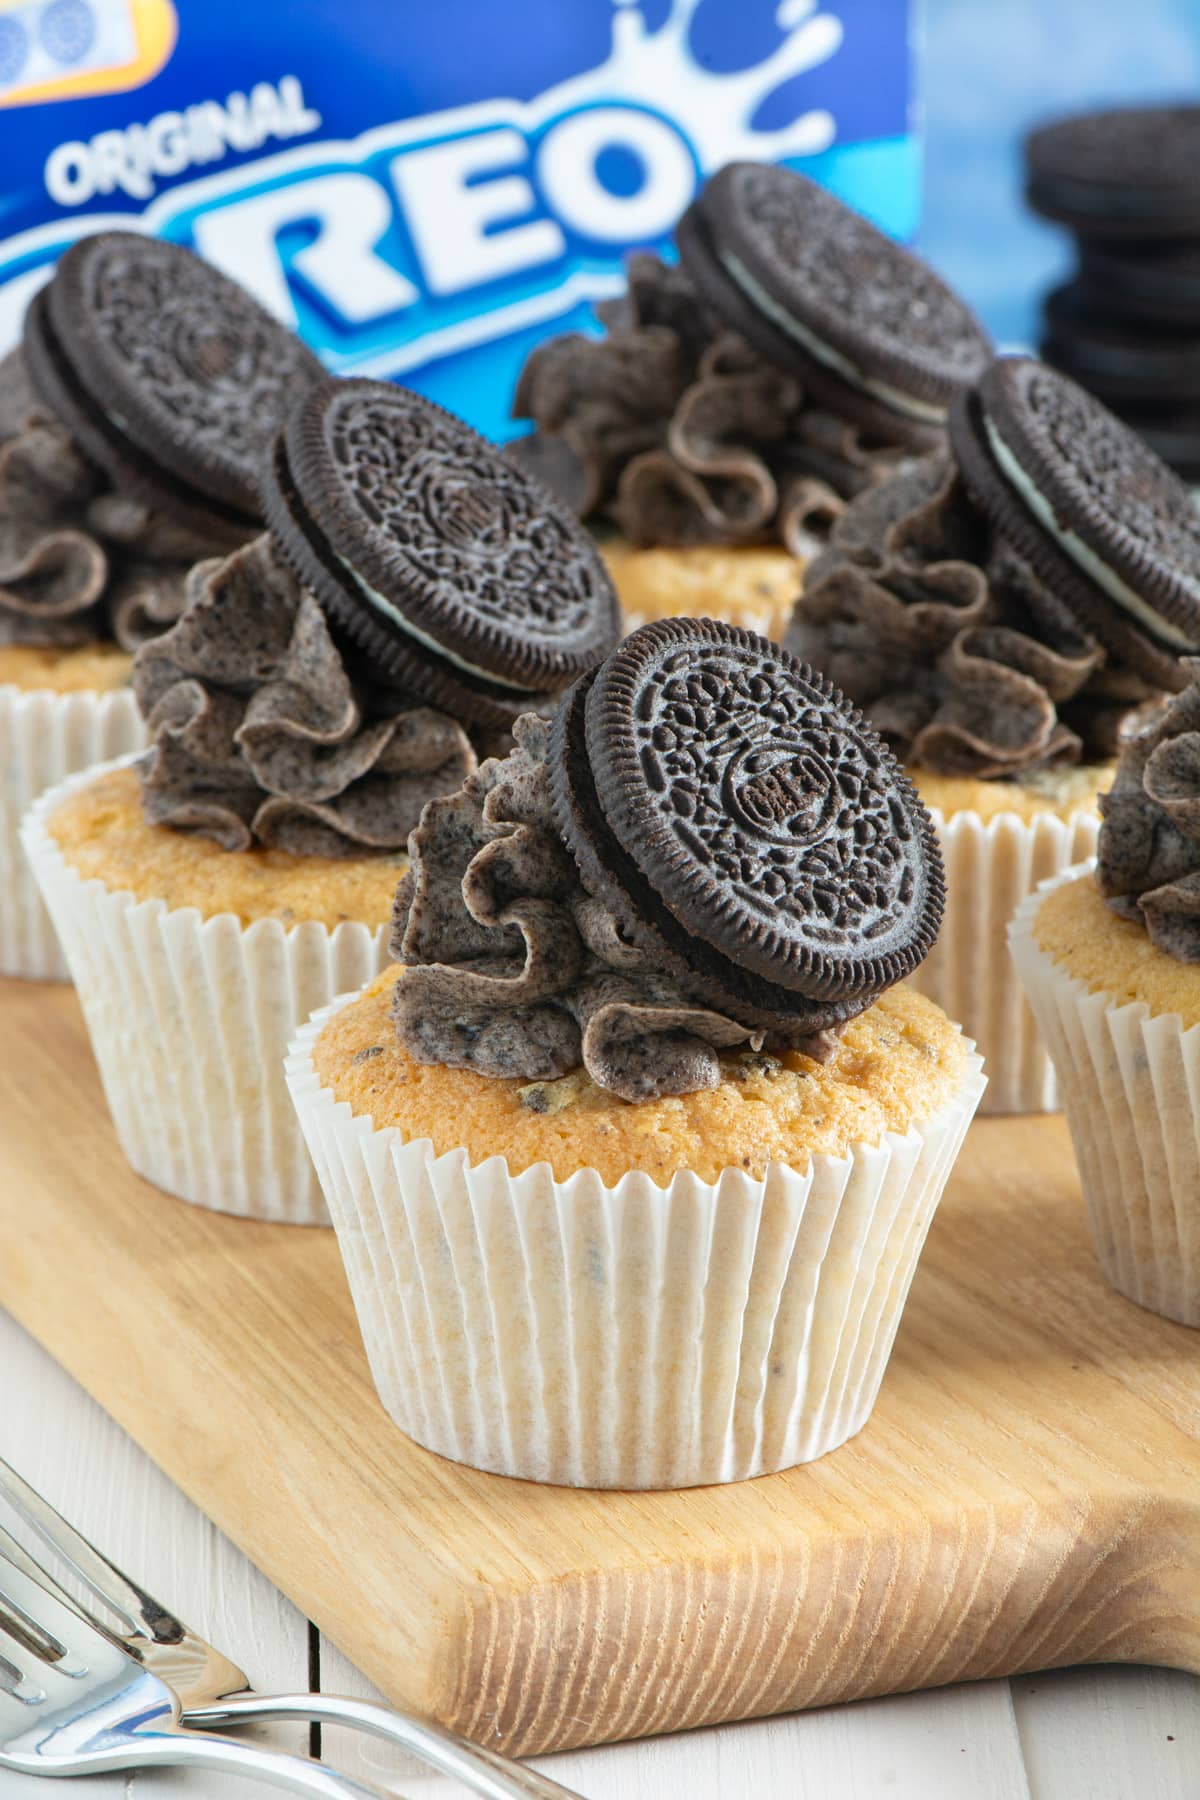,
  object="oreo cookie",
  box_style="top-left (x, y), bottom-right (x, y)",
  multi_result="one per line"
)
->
top-left (24, 232), bottom-right (323, 542)
top-left (1040, 281), bottom-right (1200, 404)
top-left (1077, 239), bottom-right (1200, 328)
top-left (949, 356), bottom-right (1200, 690)
top-left (503, 429), bottom-right (594, 516)
top-left (1112, 405), bottom-right (1200, 483)
top-left (549, 617), bottom-right (944, 1036)
top-left (676, 161), bottom-right (990, 450)
top-left (262, 376), bottom-right (622, 728)
top-left (1026, 107), bottom-right (1200, 241)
